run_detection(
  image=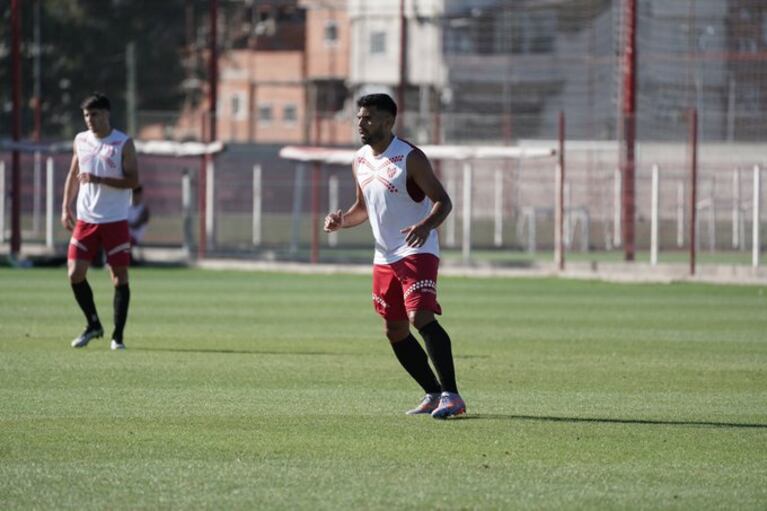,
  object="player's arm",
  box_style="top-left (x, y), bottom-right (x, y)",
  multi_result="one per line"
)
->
top-left (61, 143), bottom-right (80, 231)
top-left (400, 148), bottom-right (452, 247)
top-left (324, 162), bottom-right (369, 232)
top-left (78, 139), bottom-right (140, 189)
